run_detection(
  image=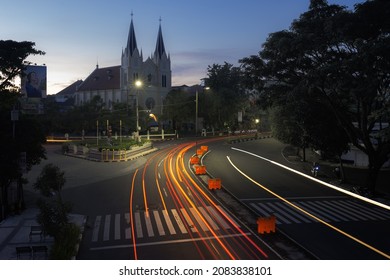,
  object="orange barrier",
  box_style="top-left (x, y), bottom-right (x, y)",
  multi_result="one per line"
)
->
top-left (196, 149), bottom-right (204, 156)
top-left (257, 215), bottom-right (276, 234)
top-left (196, 145), bottom-right (209, 156)
top-left (208, 178), bottom-right (221, 190)
top-left (195, 165), bottom-right (207, 175)
top-left (190, 156), bottom-right (200, 165)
